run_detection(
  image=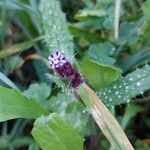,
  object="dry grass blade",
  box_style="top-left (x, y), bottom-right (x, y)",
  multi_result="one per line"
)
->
top-left (77, 83), bottom-right (134, 150)
top-left (0, 36), bottom-right (44, 59)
